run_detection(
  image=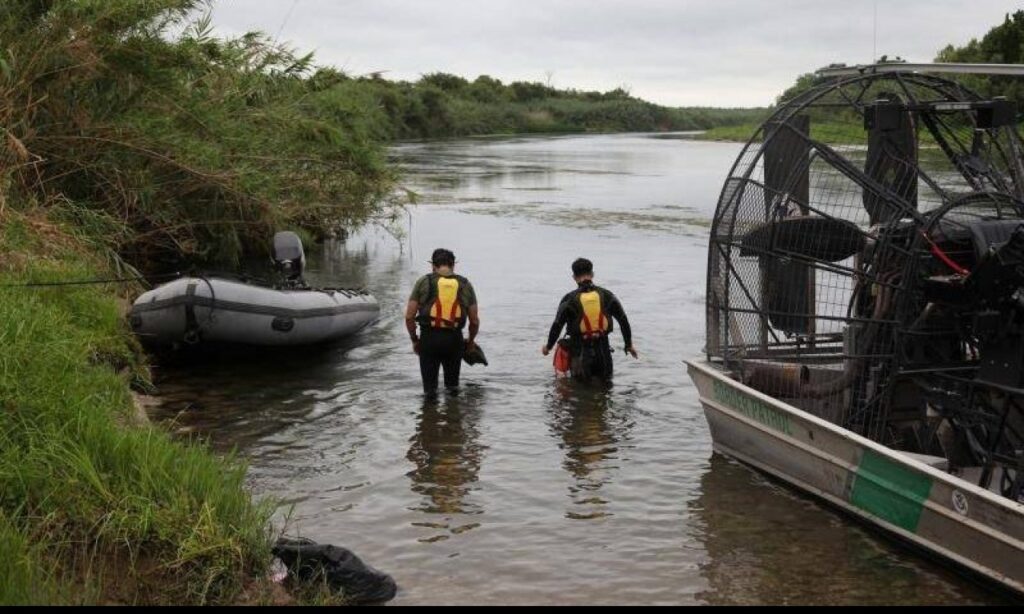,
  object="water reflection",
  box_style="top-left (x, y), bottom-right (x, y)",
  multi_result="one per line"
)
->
top-left (546, 380), bottom-right (634, 520)
top-left (407, 386), bottom-right (488, 540)
top-left (312, 239), bottom-right (372, 290)
top-left (151, 342), bottom-right (356, 451)
top-left (689, 455), bottom-right (1002, 605)
top-left (148, 135), bottom-right (1003, 605)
